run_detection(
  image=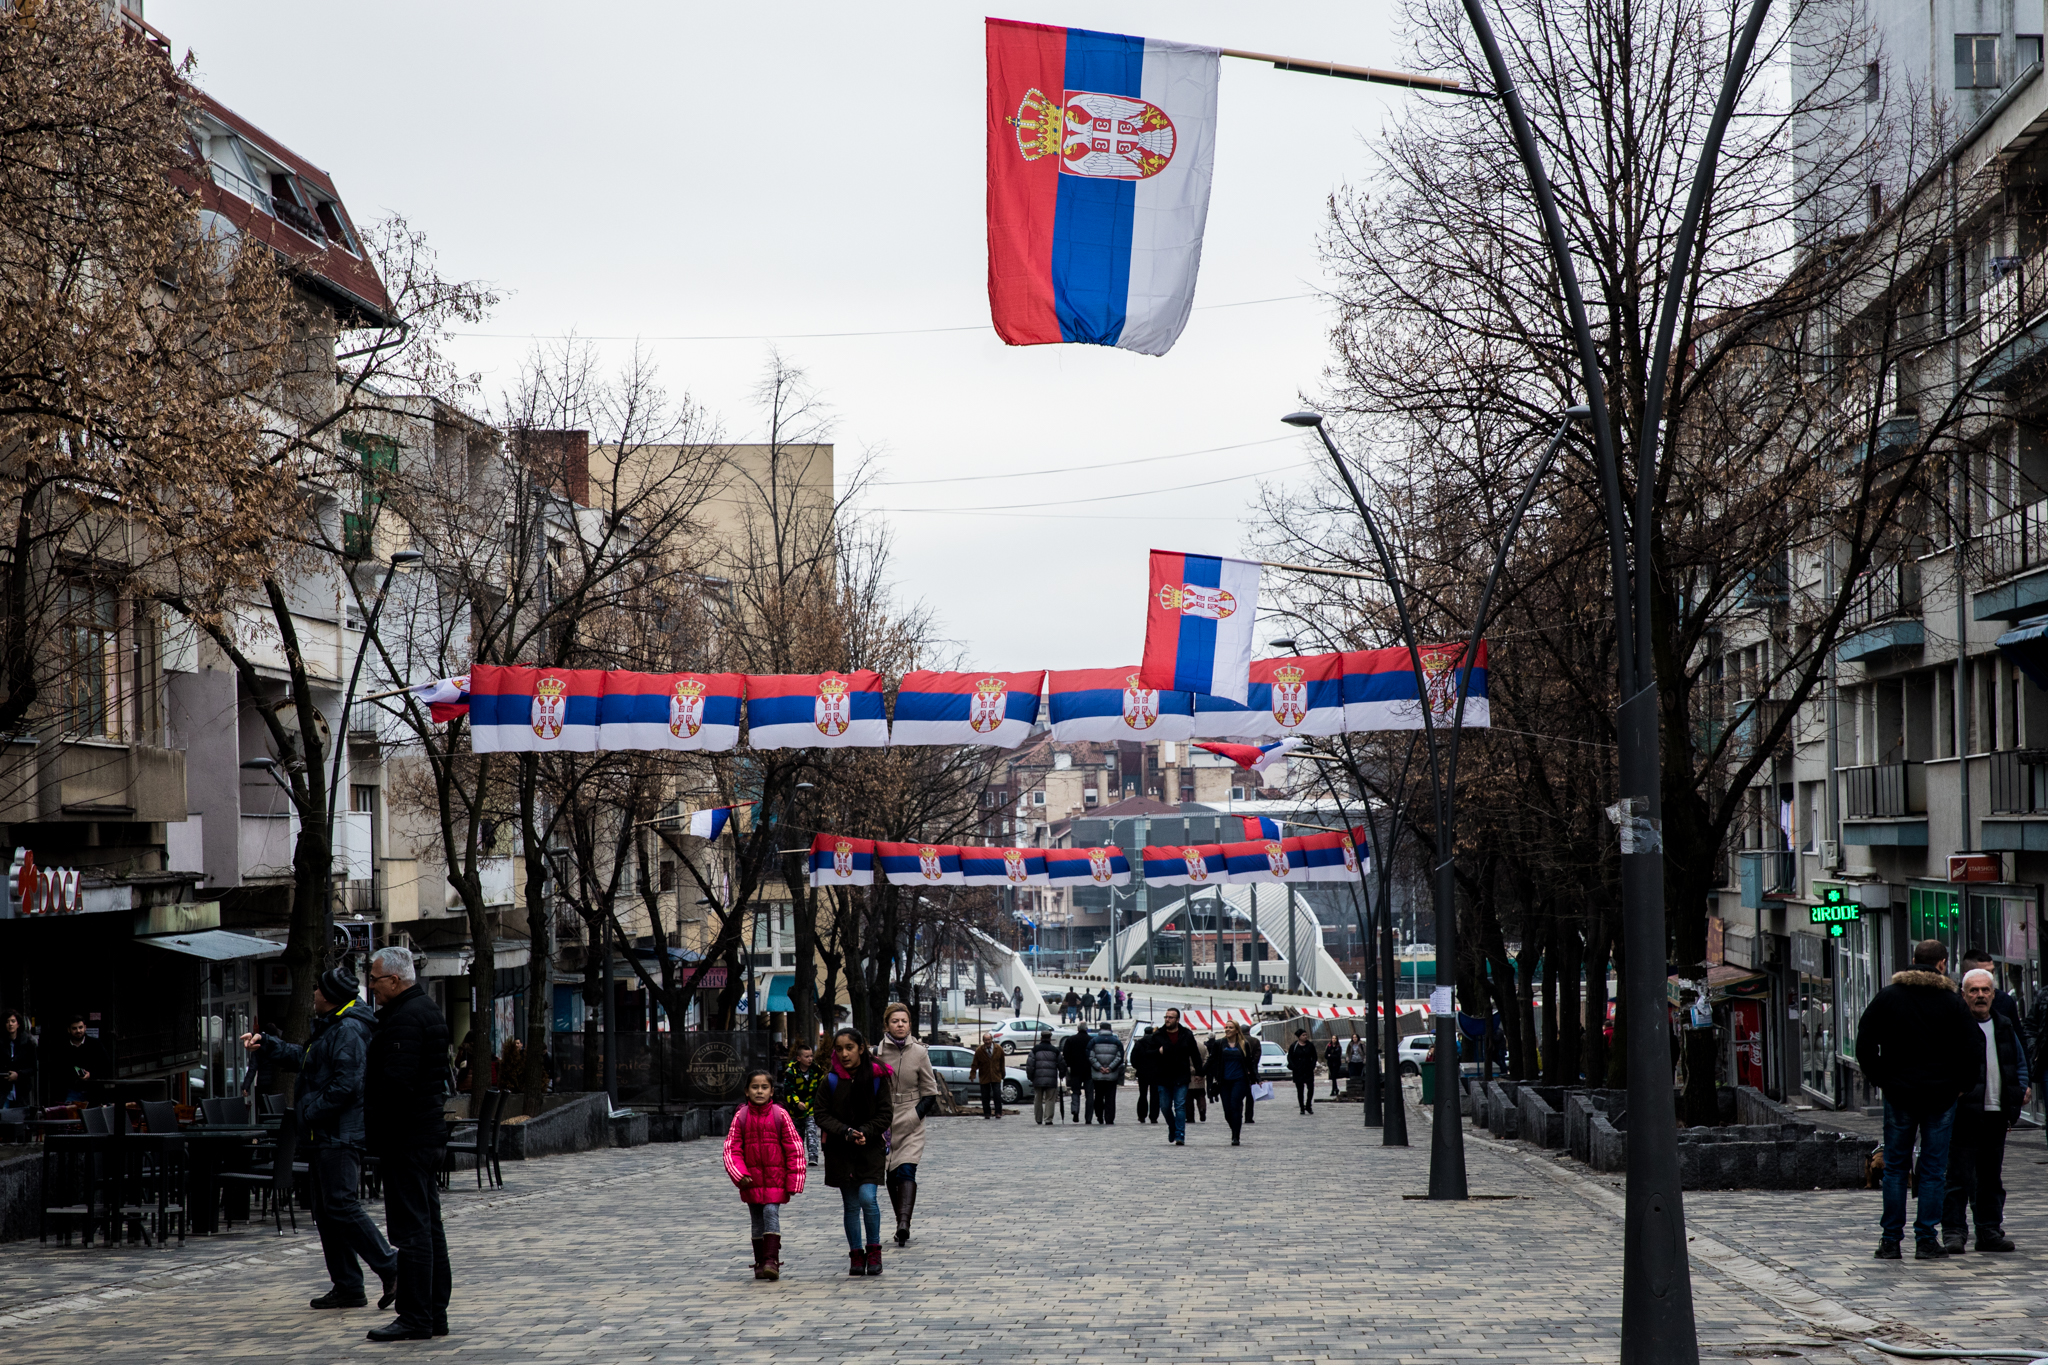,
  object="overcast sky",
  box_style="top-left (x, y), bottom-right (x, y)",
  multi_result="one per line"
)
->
top-left (151, 1), bottom-right (1415, 670)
